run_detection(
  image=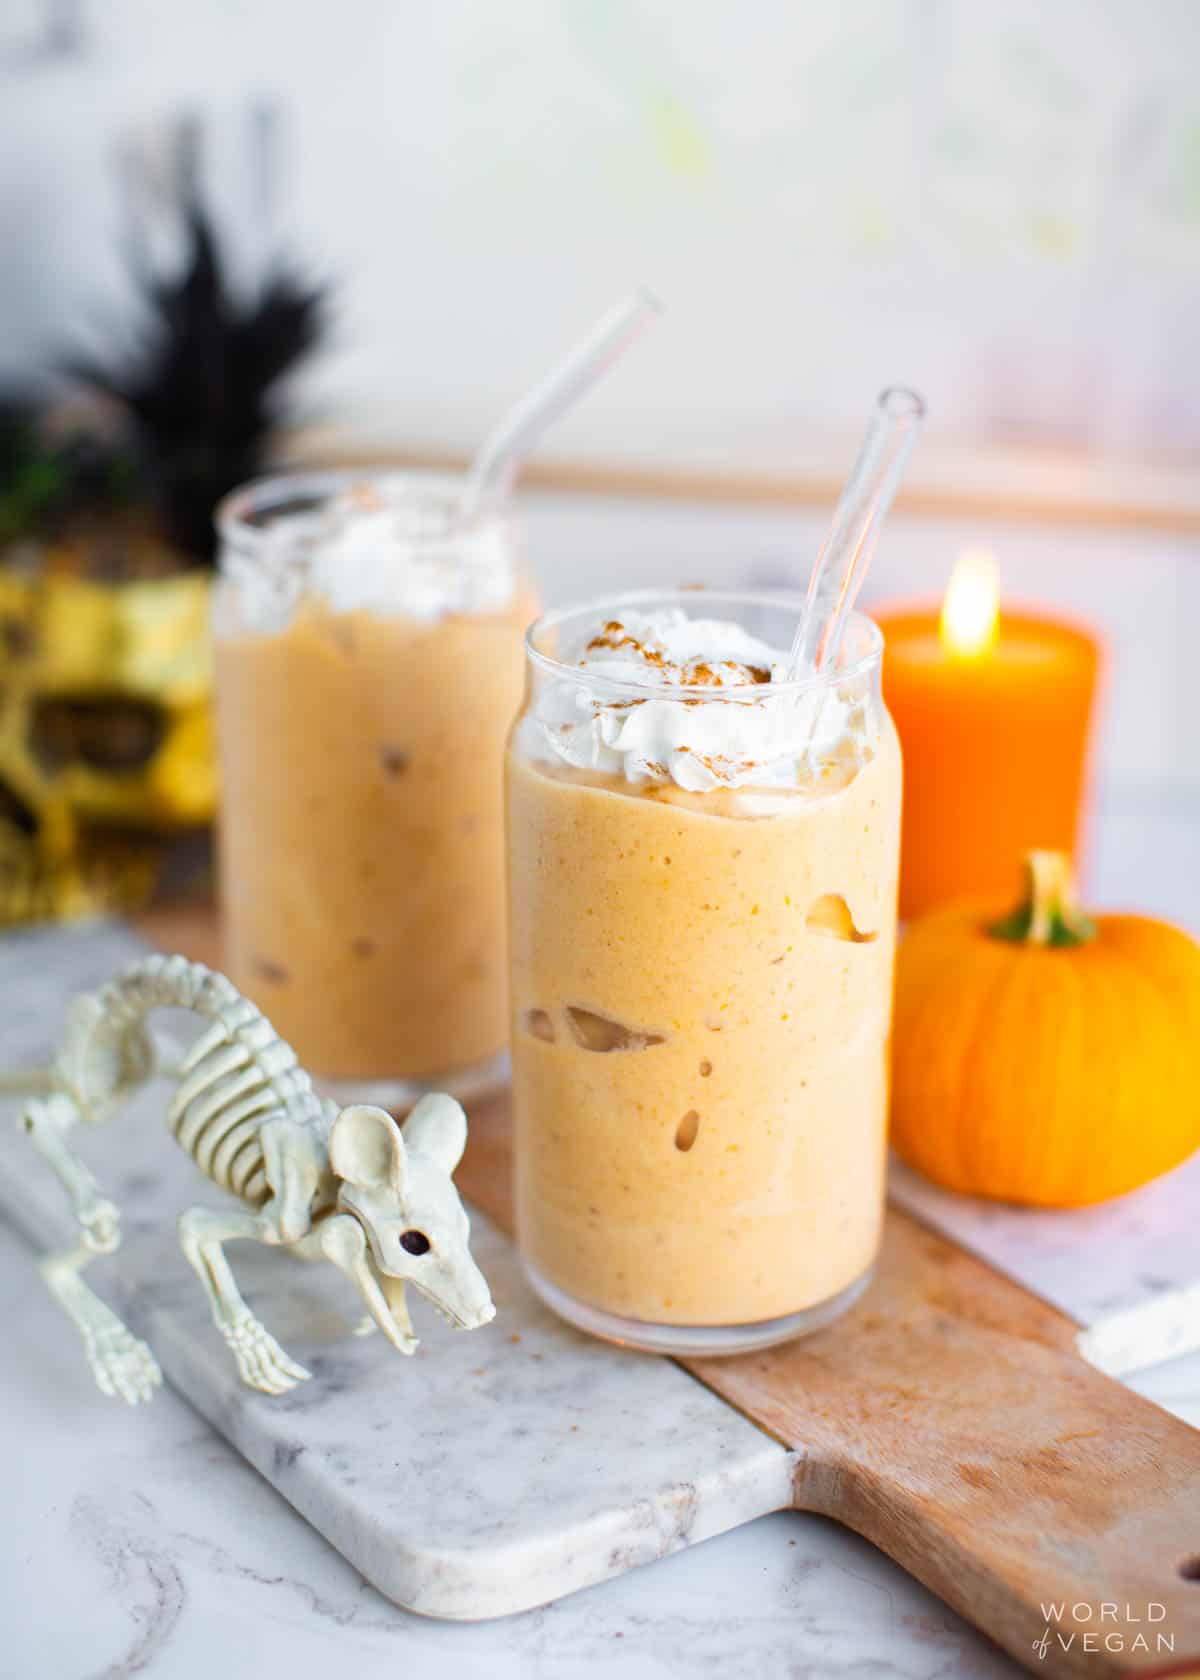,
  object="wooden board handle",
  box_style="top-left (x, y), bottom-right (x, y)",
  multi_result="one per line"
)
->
top-left (689, 1214), bottom-right (1200, 1679)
